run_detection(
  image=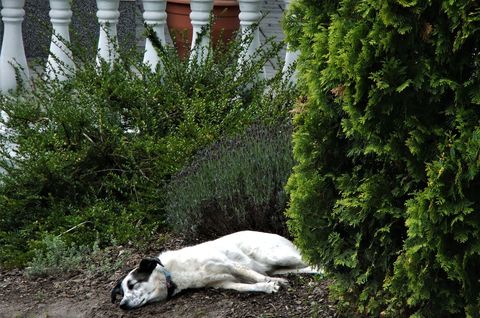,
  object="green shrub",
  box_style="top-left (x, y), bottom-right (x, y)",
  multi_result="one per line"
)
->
top-left (285, 0), bottom-right (479, 316)
top-left (0, 27), bottom-right (297, 267)
top-left (165, 124), bottom-right (293, 239)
